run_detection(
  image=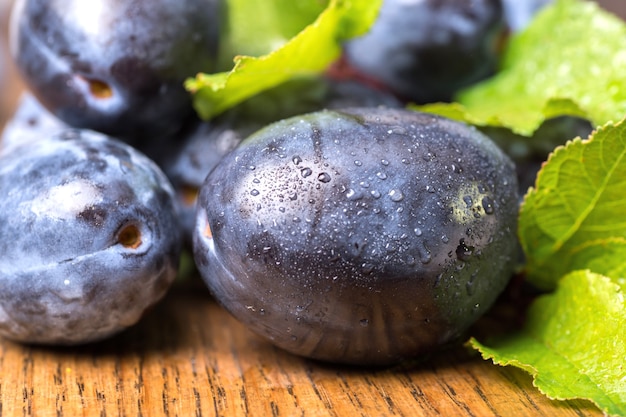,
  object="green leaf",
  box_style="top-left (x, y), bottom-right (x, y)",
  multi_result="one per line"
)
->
top-left (186, 0), bottom-right (382, 120)
top-left (216, 0), bottom-right (329, 68)
top-left (469, 270), bottom-right (626, 417)
top-left (518, 118), bottom-right (626, 289)
top-left (416, 0), bottom-right (626, 136)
